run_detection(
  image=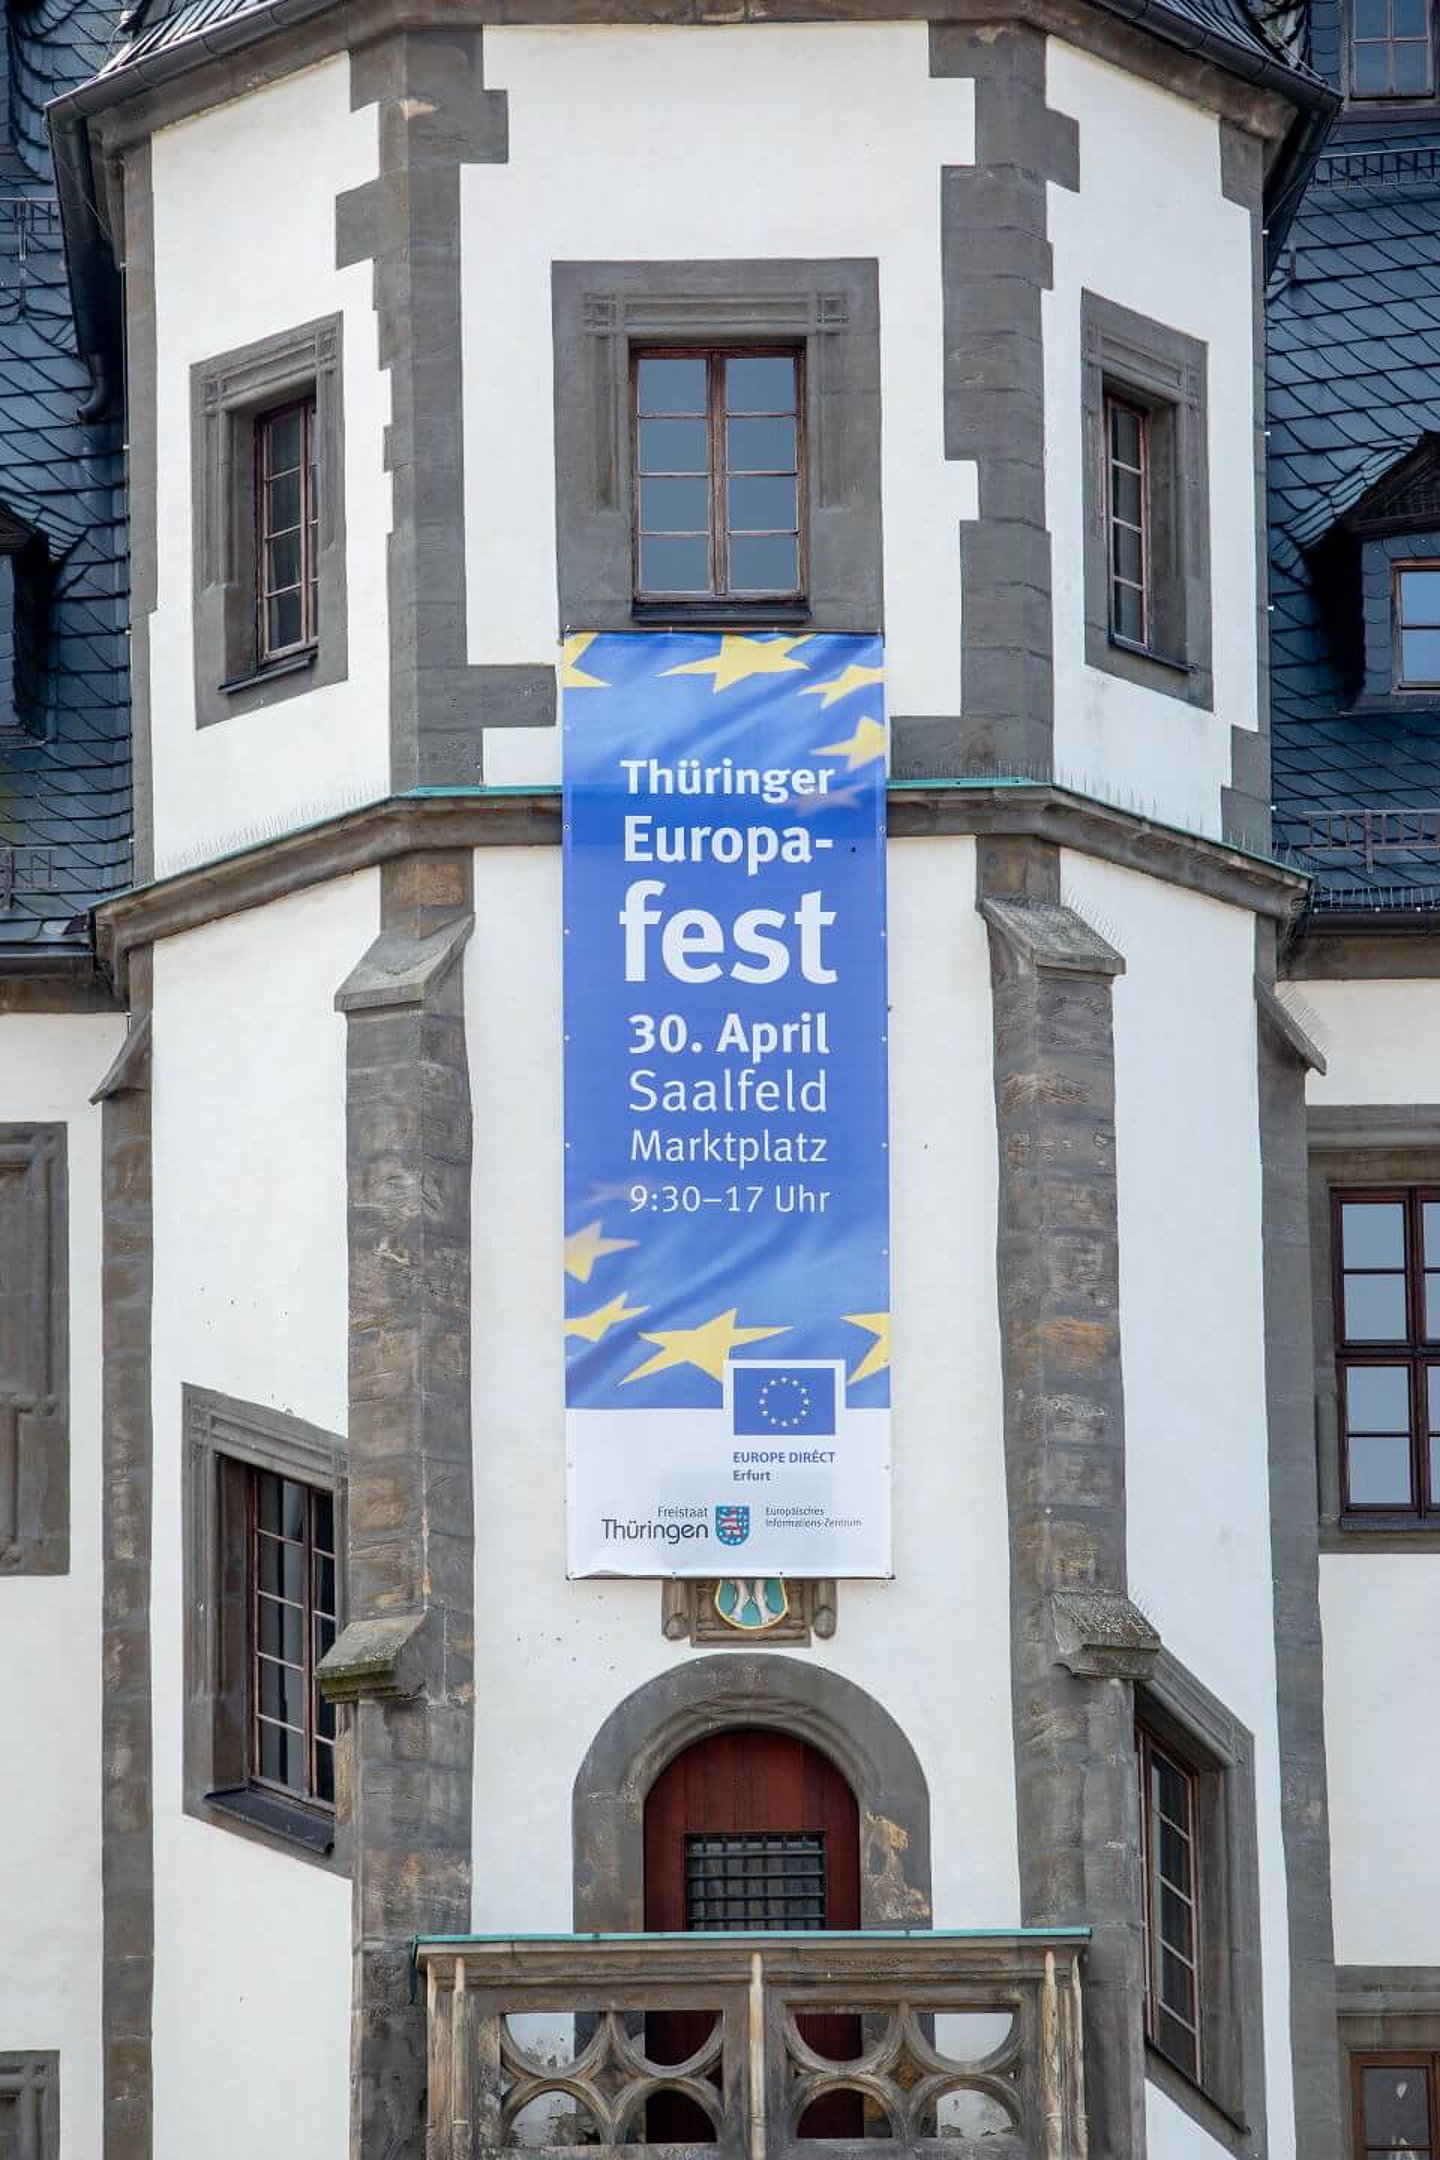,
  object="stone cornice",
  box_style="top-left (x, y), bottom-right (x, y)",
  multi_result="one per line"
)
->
top-left (54, 0), bottom-right (1319, 168)
top-left (91, 782), bottom-right (1308, 991)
